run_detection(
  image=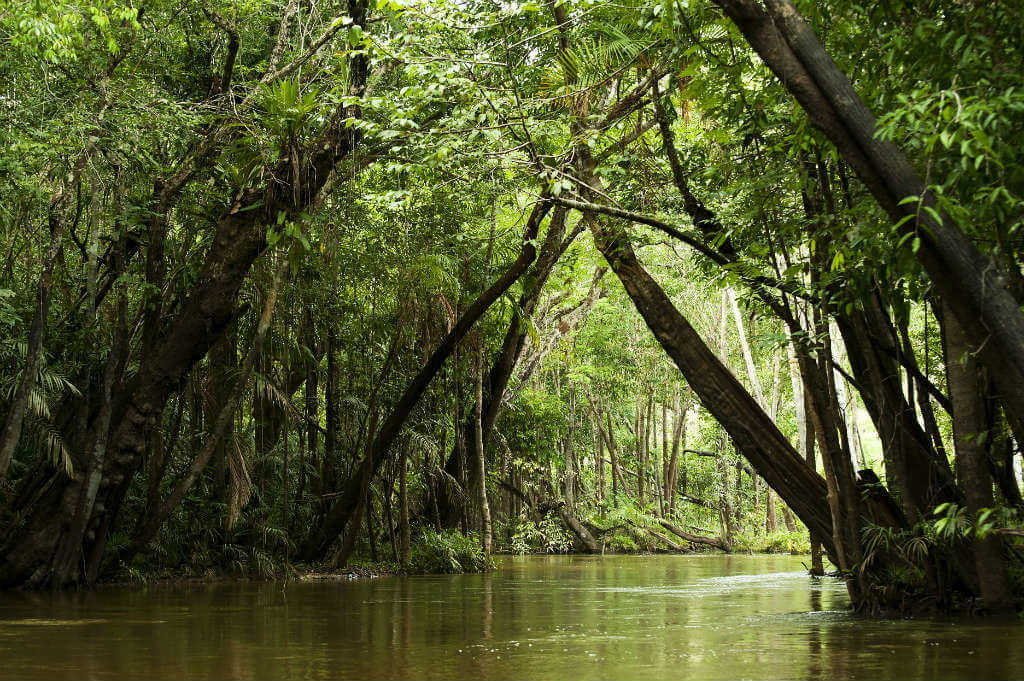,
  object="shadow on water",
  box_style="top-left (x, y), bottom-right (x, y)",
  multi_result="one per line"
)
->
top-left (0, 554), bottom-right (1021, 680)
